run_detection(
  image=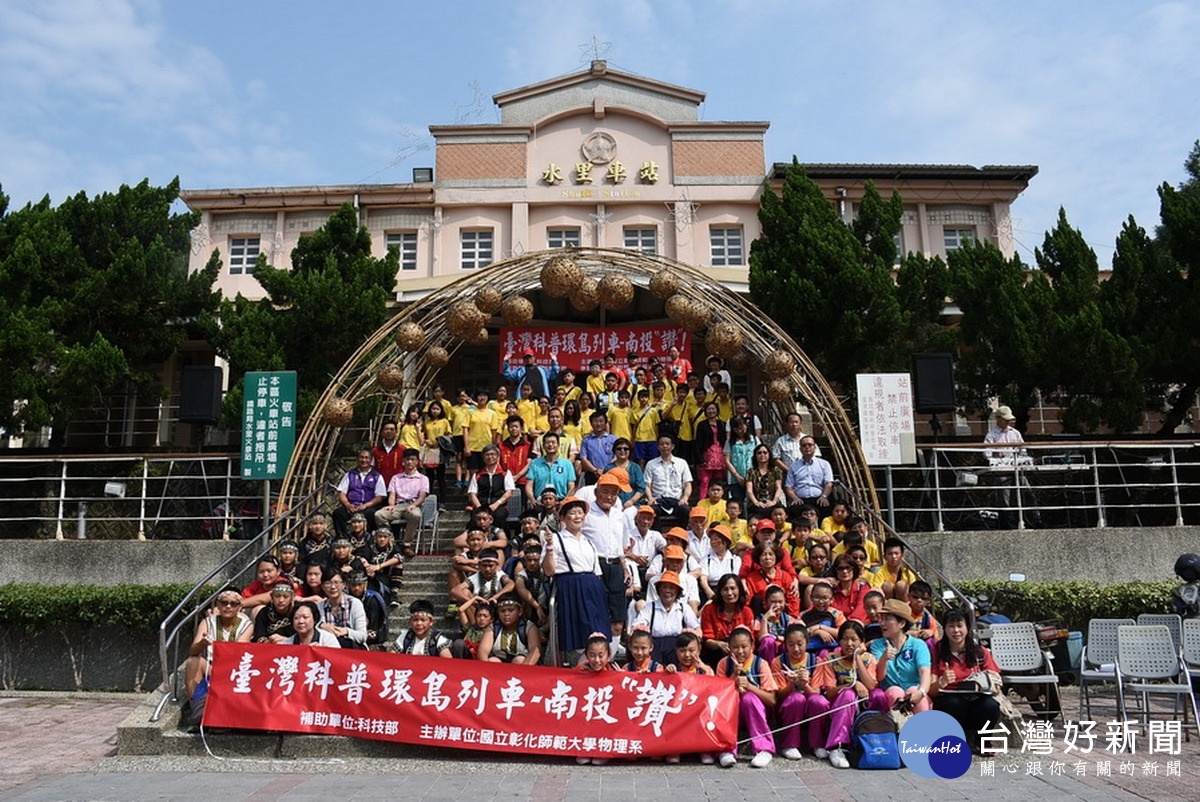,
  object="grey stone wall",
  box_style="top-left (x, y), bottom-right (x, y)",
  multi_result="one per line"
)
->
top-left (0, 540), bottom-right (248, 587)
